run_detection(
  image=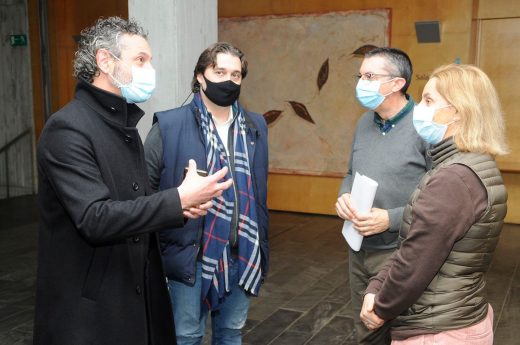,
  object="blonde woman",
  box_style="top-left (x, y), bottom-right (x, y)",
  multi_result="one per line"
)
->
top-left (360, 64), bottom-right (508, 345)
